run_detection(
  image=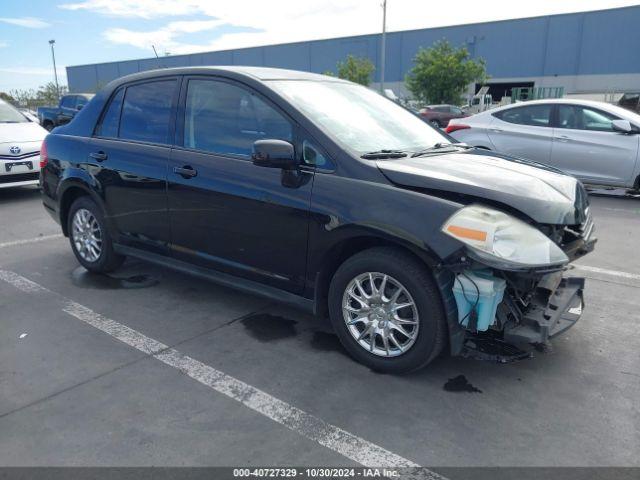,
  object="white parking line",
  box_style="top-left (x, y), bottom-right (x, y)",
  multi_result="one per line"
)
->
top-left (573, 265), bottom-right (640, 281)
top-left (0, 234), bottom-right (63, 249)
top-left (0, 269), bottom-right (442, 474)
top-left (0, 269), bottom-right (48, 293)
